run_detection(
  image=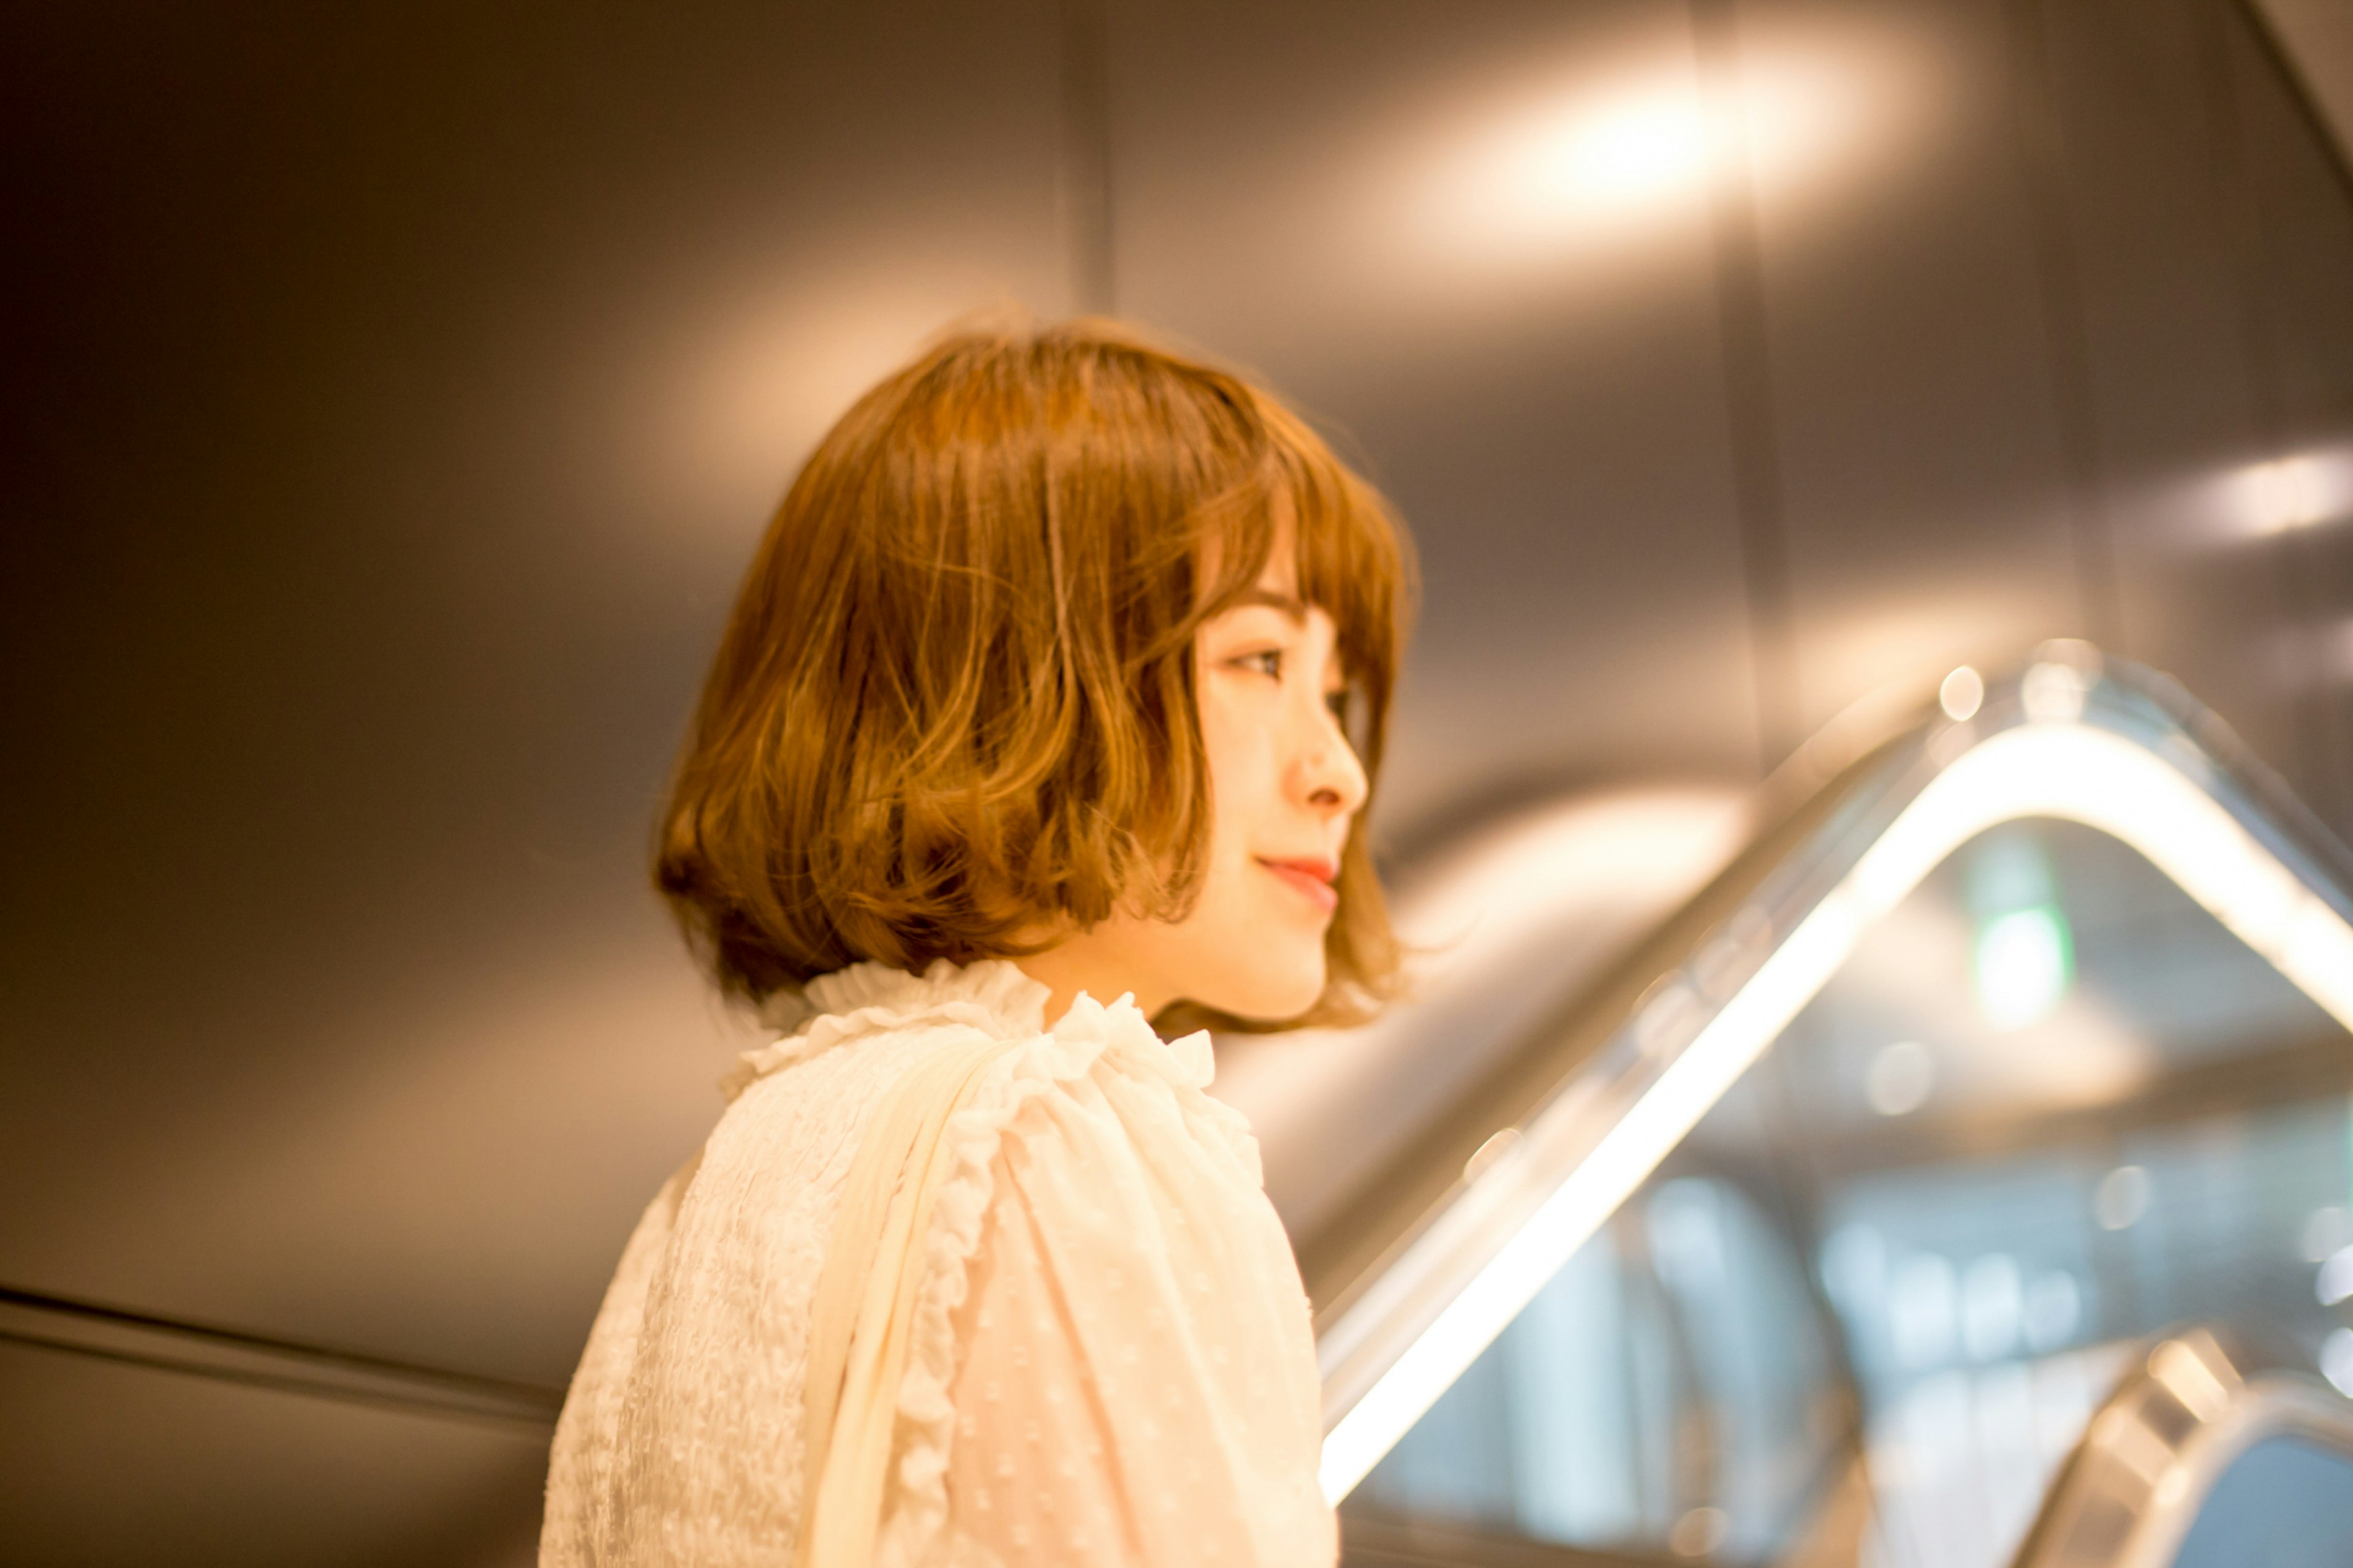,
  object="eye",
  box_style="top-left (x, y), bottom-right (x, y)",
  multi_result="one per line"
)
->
top-left (1234, 648), bottom-right (1284, 681)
